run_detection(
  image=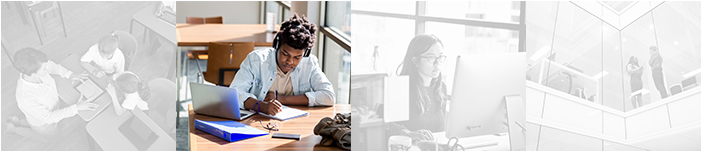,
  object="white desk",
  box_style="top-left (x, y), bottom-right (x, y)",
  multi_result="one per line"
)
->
top-left (409, 132), bottom-right (511, 151)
